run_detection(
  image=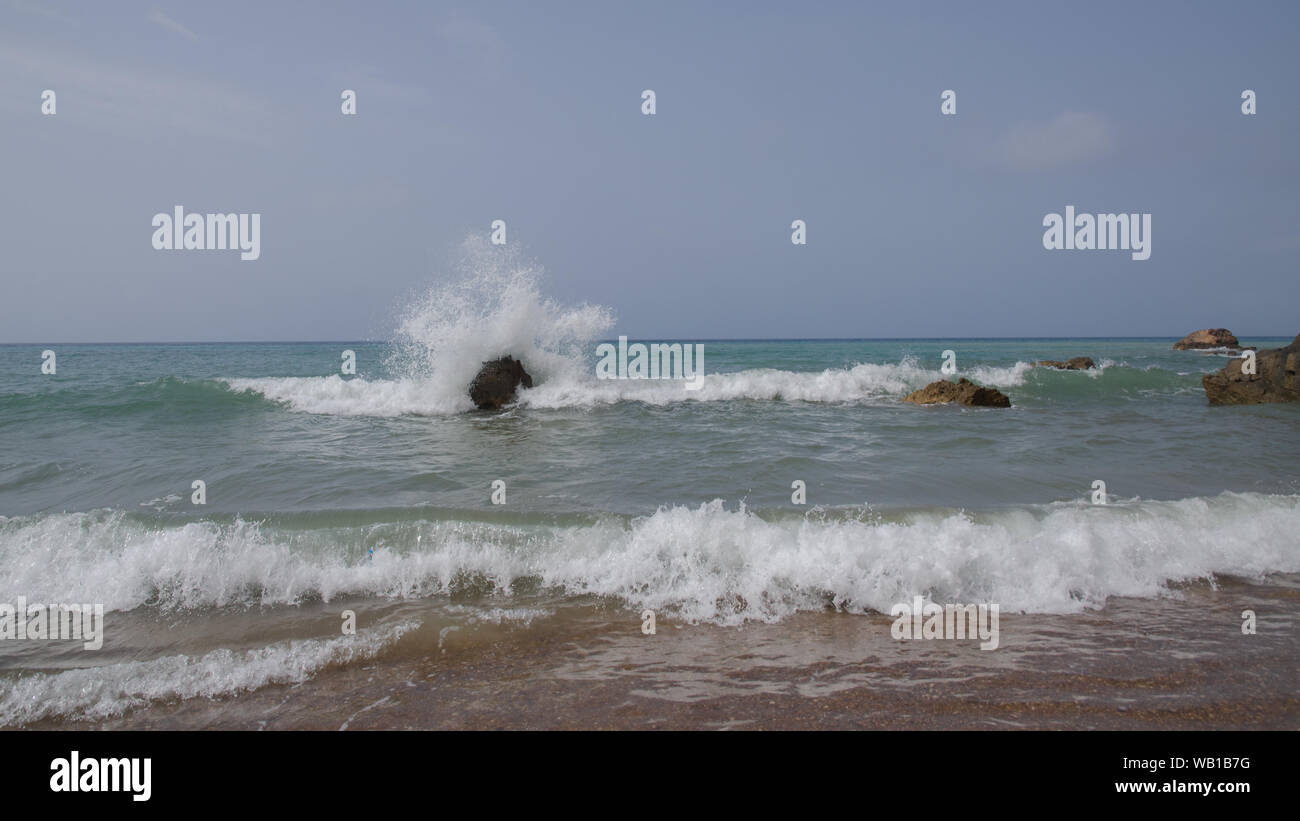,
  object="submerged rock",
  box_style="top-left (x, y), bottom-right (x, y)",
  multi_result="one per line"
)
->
top-left (1201, 333), bottom-right (1300, 405)
top-left (1174, 328), bottom-right (1240, 350)
top-left (1035, 357), bottom-right (1096, 370)
top-left (902, 378), bottom-right (1011, 408)
top-left (468, 356), bottom-right (533, 410)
